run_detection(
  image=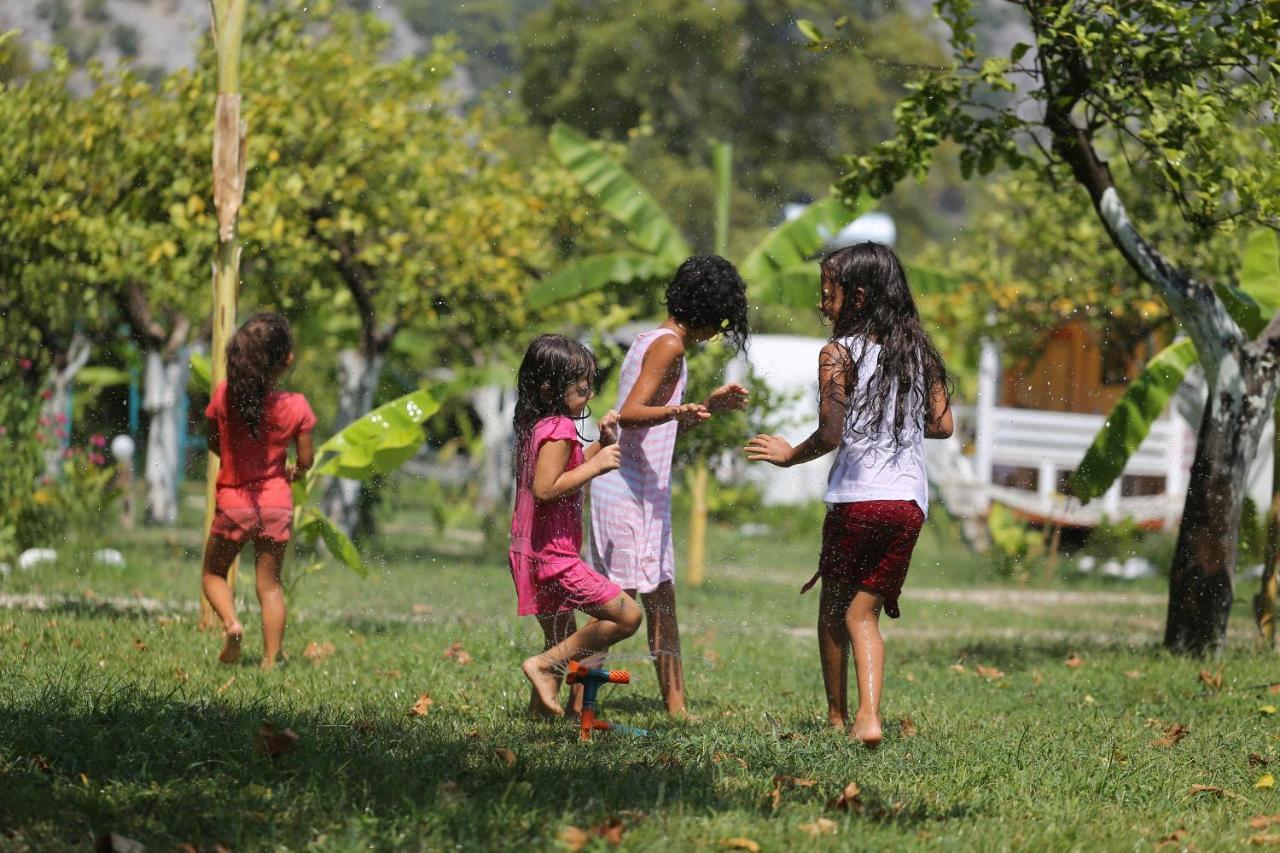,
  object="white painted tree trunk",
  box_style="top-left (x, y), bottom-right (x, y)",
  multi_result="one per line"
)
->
top-left (323, 348), bottom-right (384, 536)
top-left (143, 348), bottom-right (190, 525)
top-left (41, 333), bottom-right (92, 479)
top-left (470, 384), bottom-right (517, 512)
